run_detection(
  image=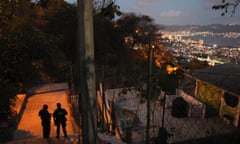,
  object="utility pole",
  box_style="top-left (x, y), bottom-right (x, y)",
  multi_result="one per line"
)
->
top-left (146, 35), bottom-right (153, 144)
top-left (77, 0), bottom-right (97, 144)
